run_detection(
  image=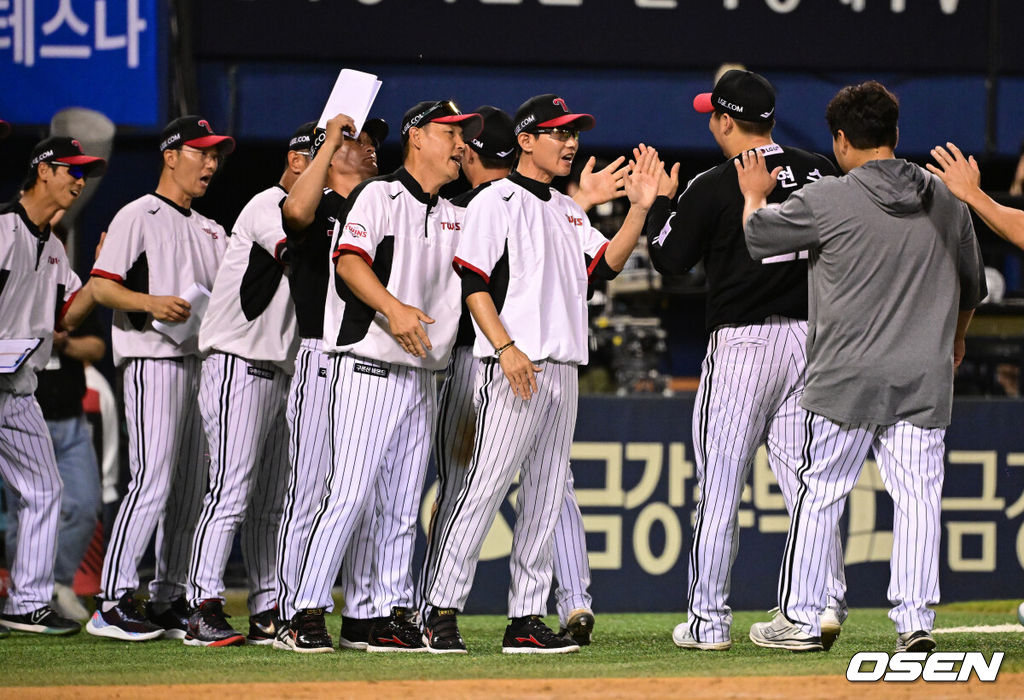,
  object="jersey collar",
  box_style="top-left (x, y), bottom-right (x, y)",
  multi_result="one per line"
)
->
top-left (151, 192), bottom-right (192, 217)
top-left (508, 170), bottom-right (552, 201)
top-left (5, 200), bottom-right (52, 242)
top-left (395, 167), bottom-right (439, 207)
